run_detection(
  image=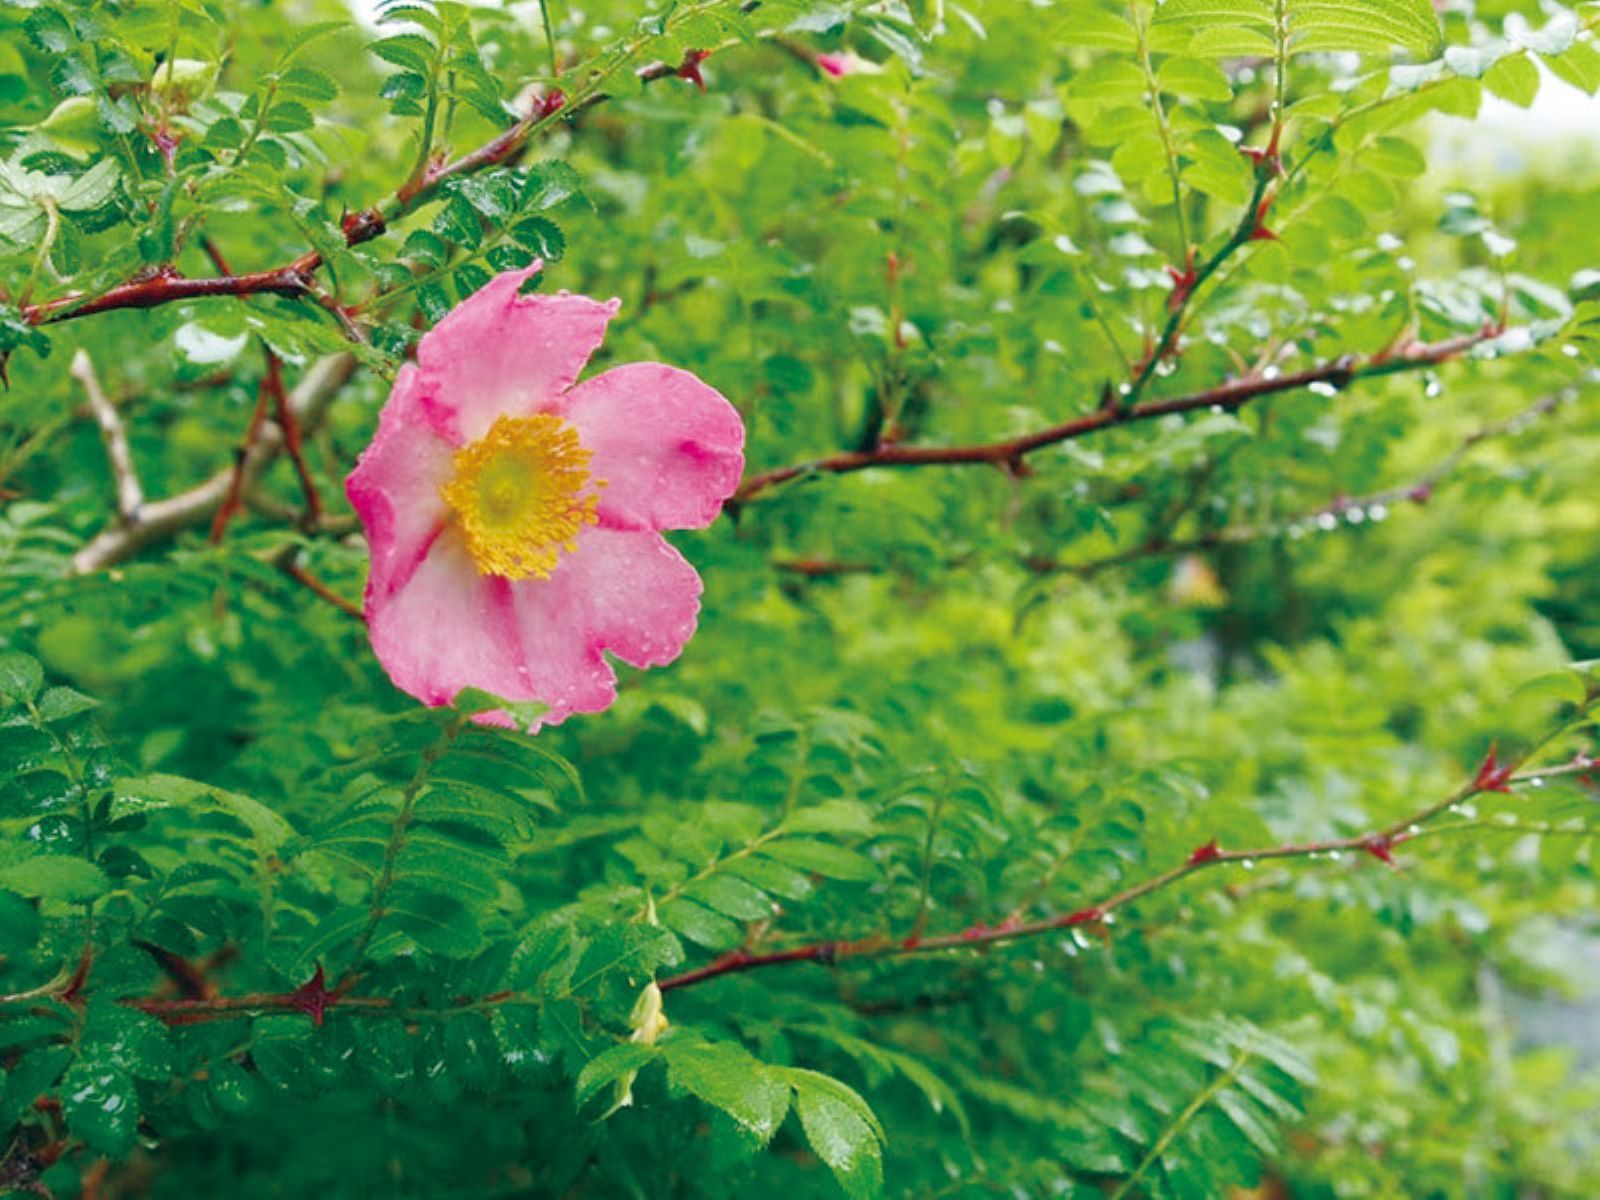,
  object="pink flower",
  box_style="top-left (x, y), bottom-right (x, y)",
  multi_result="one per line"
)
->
top-left (345, 264), bottom-right (744, 729)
